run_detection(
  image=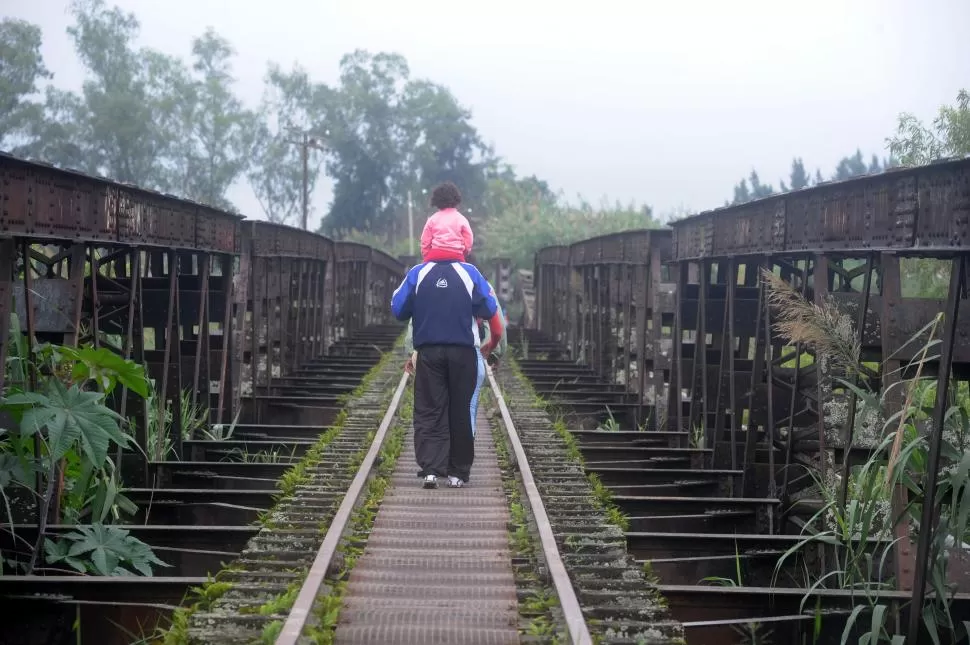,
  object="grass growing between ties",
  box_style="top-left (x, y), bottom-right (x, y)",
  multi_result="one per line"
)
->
top-left (510, 361), bottom-right (630, 533)
top-left (484, 387), bottom-right (570, 644)
top-left (269, 347), bottom-right (395, 510)
top-left (500, 359), bottom-right (685, 645)
top-left (144, 574), bottom-right (235, 645)
top-left (302, 386), bottom-right (411, 645)
top-left (551, 415), bottom-right (585, 465)
top-left (151, 349), bottom-right (402, 645)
